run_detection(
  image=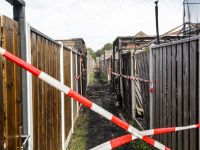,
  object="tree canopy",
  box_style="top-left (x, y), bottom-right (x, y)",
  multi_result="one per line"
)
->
top-left (87, 47), bottom-right (96, 60)
top-left (95, 43), bottom-right (113, 57)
